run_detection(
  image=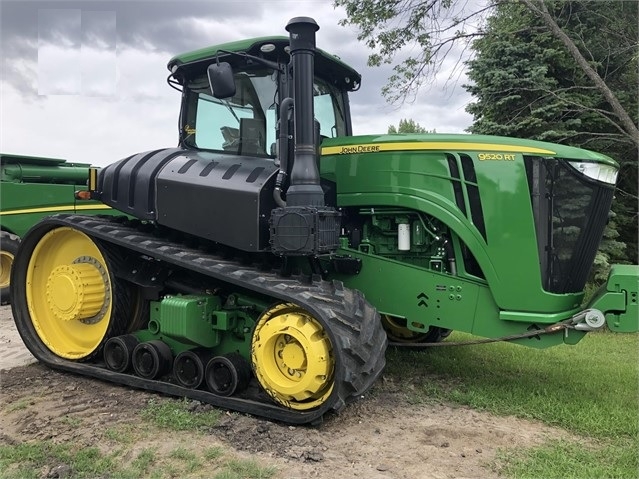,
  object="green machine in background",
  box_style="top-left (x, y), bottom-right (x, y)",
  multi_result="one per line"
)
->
top-left (0, 153), bottom-right (114, 303)
top-left (9, 17), bottom-right (638, 425)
